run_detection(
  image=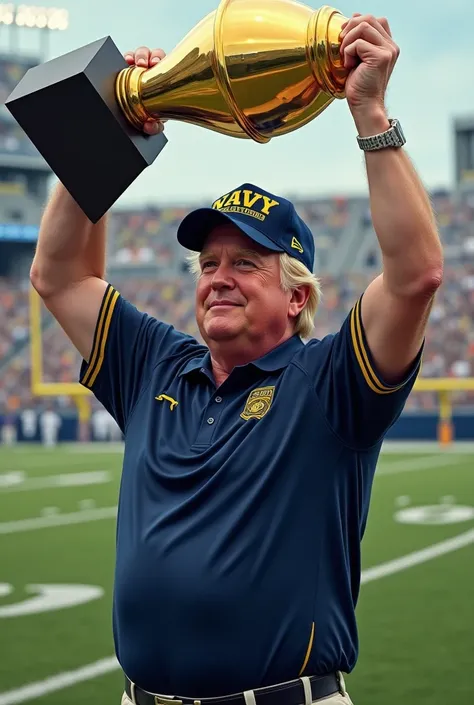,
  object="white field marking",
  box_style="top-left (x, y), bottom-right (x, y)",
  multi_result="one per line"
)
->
top-left (0, 657), bottom-right (120, 705)
top-left (0, 455), bottom-right (106, 468)
top-left (394, 505), bottom-right (474, 526)
top-left (0, 472), bottom-right (25, 487)
top-left (0, 584), bottom-right (103, 618)
top-left (377, 454), bottom-right (464, 476)
top-left (1, 530), bottom-right (474, 704)
top-left (0, 470), bottom-right (111, 493)
top-left (0, 506), bottom-right (117, 535)
top-left (361, 527), bottom-right (474, 583)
